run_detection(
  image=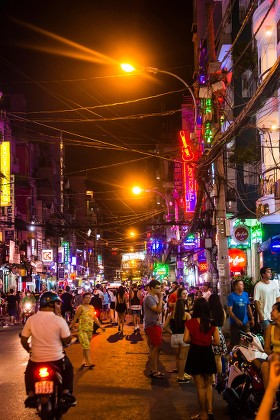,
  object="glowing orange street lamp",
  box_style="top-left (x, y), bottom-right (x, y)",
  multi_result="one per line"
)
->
top-left (121, 63), bottom-right (197, 133)
top-left (132, 185), bottom-right (171, 221)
